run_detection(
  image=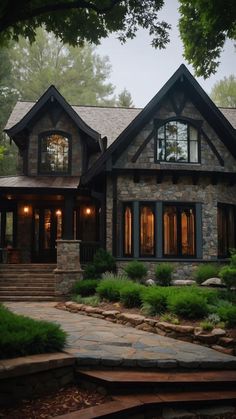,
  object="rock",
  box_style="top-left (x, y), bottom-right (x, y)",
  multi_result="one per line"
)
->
top-left (211, 328), bottom-right (226, 338)
top-left (171, 280), bottom-right (196, 286)
top-left (145, 279), bottom-right (155, 286)
top-left (117, 312), bottom-right (145, 326)
top-left (211, 345), bottom-right (235, 356)
top-left (144, 318), bottom-right (157, 327)
top-left (194, 330), bottom-right (218, 344)
top-left (84, 306), bottom-right (103, 315)
top-left (136, 323), bottom-right (156, 333)
top-left (157, 321), bottom-right (194, 334)
top-left (219, 337), bottom-right (235, 347)
top-left (201, 277), bottom-right (223, 287)
top-left (102, 310), bottom-right (120, 318)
